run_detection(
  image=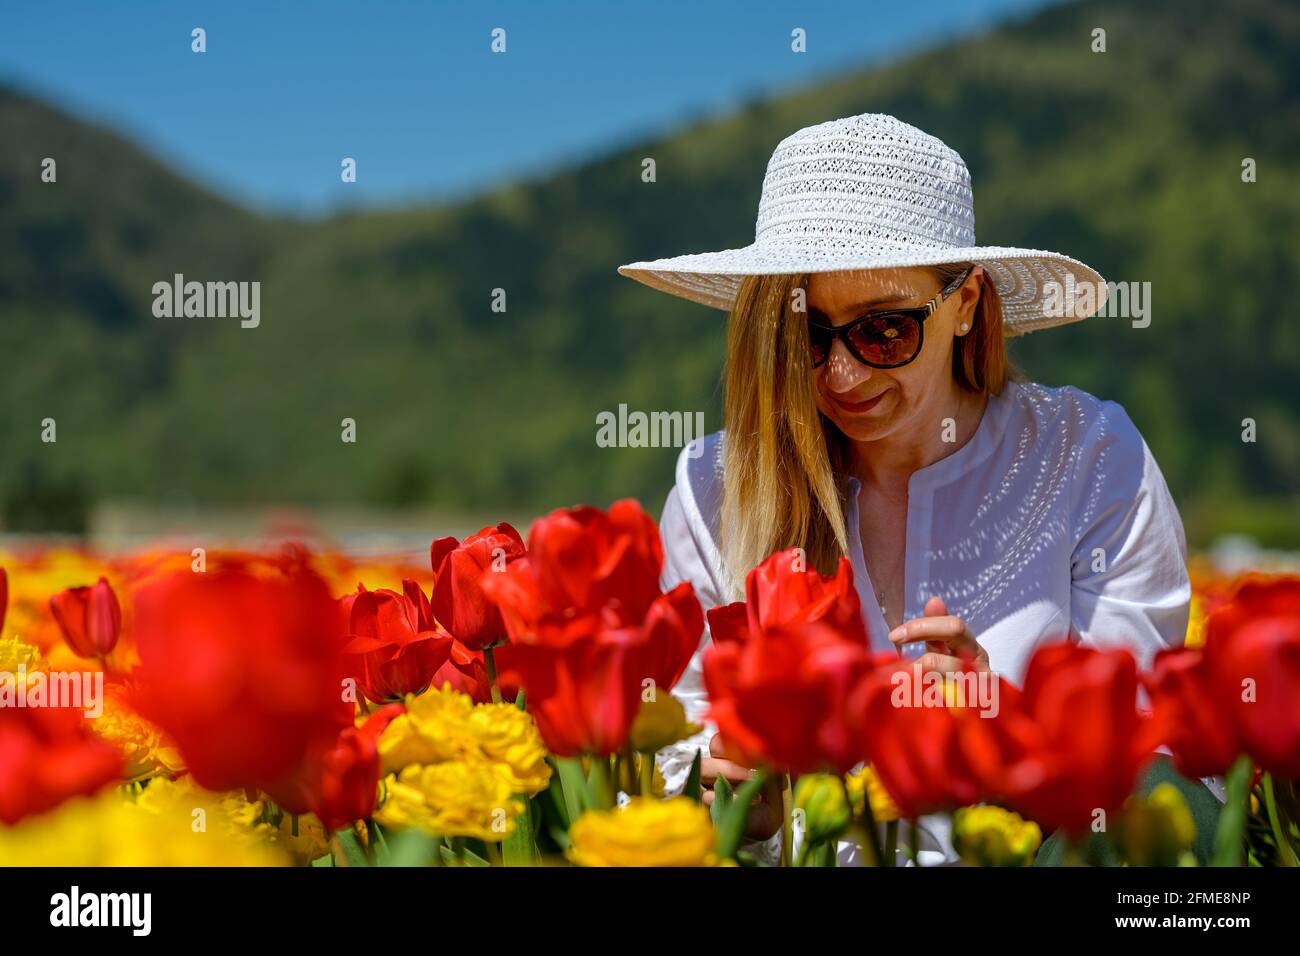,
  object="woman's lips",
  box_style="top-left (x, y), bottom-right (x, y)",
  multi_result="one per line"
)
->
top-left (831, 390), bottom-right (886, 414)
